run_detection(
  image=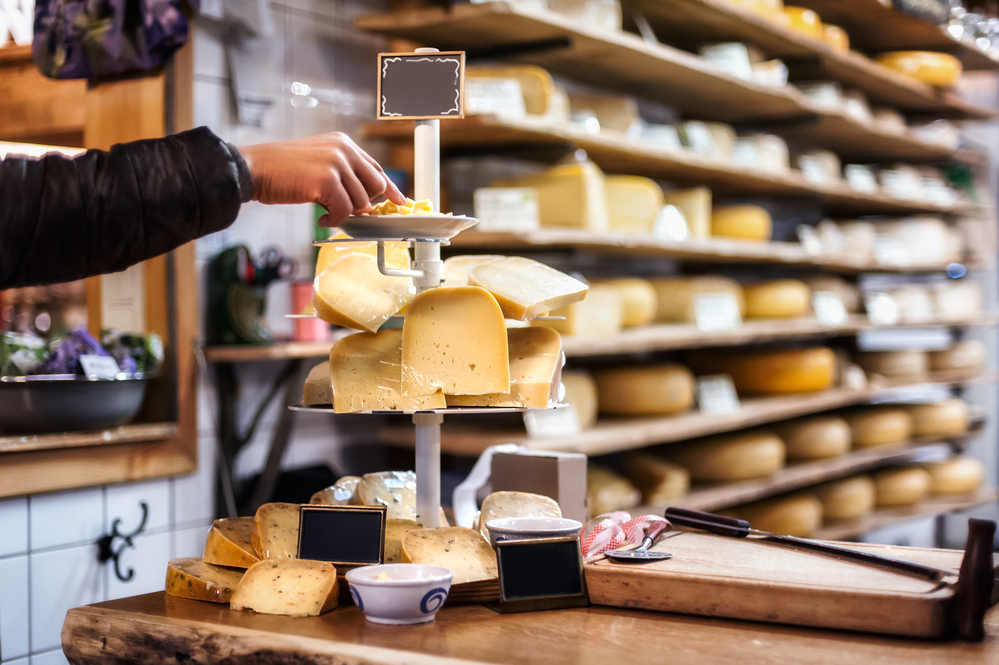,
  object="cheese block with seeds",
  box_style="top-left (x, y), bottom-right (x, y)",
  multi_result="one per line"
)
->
top-left (591, 278), bottom-right (657, 328)
top-left (469, 256), bottom-right (588, 321)
top-left (165, 558), bottom-right (244, 604)
top-left (532, 284), bottom-right (623, 337)
top-left (667, 431), bottom-right (785, 481)
top-left (562, 370), bottom-right (598, 429)
top-left (906, 399), bottom-right (969, 438)
top-left (251, 503), bottom-right (300, 560)
top-left (773, 415), bottom-right (851, 460)
top-left (203, 517), bottom-right (260, 569)
top-left (310, 476), bottom-right (361, 505)
top-left (384, 520), bottom-right (426, 564)
top-left (401, 527), bottom-right (498, 584)
top-left (742, 280), bottom-right (810, 319)
top-left (303, 361), bottom-right (333, 406)
top-left (358, 471), bottom-right (417, 521)
top-left (587, 466), bottom-right (642, 516)
top-left (844, 407), bottom-right (913, 449)
top-left (314, 253), bottom-right (414, 333)
top-left (478, 491), bottom-right (562, 540)
top-left (814, 476), bottom-right (876, 522)
top-left (622, 453), bottom-right (690, 505)
top-left (442, 255), bottom-right (504, 288)
top-left (874, 467), bottom-right (931, 507)
top-left (594, 363), bottom-right (695, 416)
top-left (923, 457), bottom-right (984, 495)
top-left (230, 559), bottom-right (338, 617)
top-left (740, 493), bottom-right (823, 538)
